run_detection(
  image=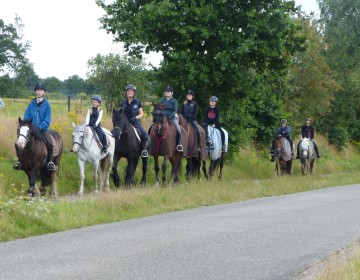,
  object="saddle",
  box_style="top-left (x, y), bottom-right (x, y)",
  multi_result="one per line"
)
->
top-left (91, 128), bottom-right (111, 149)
